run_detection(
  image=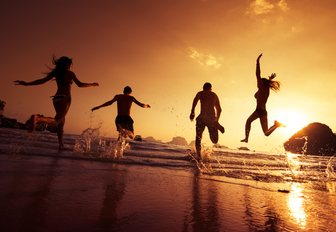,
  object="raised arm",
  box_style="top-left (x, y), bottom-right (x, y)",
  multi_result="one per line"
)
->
top-left (132, 97), bottom-right (150, 108)
top-left (14, 73), bottom-right (54, 86)
top-left (190, 92), bottom-right (200, 121)
top-left (91, 96), bottom-right (117, 111)
top-left (72, 72), bottom-right (99, 88)
top-left (256, 53), bottom-right (263, 87)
